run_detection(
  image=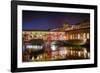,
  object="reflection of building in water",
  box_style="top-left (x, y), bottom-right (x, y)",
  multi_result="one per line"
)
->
top-left (51, 47), bottom-right (90, 60)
